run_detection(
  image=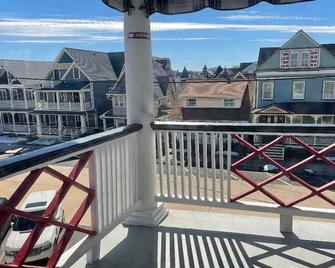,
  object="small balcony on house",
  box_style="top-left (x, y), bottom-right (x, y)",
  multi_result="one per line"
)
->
top-left (0, 87), bottom-right (35, 110)
top-left (0, 122), bottom-right (334, 268)
top-left (0, 112), bottom-right (37, 135)
top-left (34, 82), bottom-right (93, 112)
top-left (38, 114), bottom-right (97, 140)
